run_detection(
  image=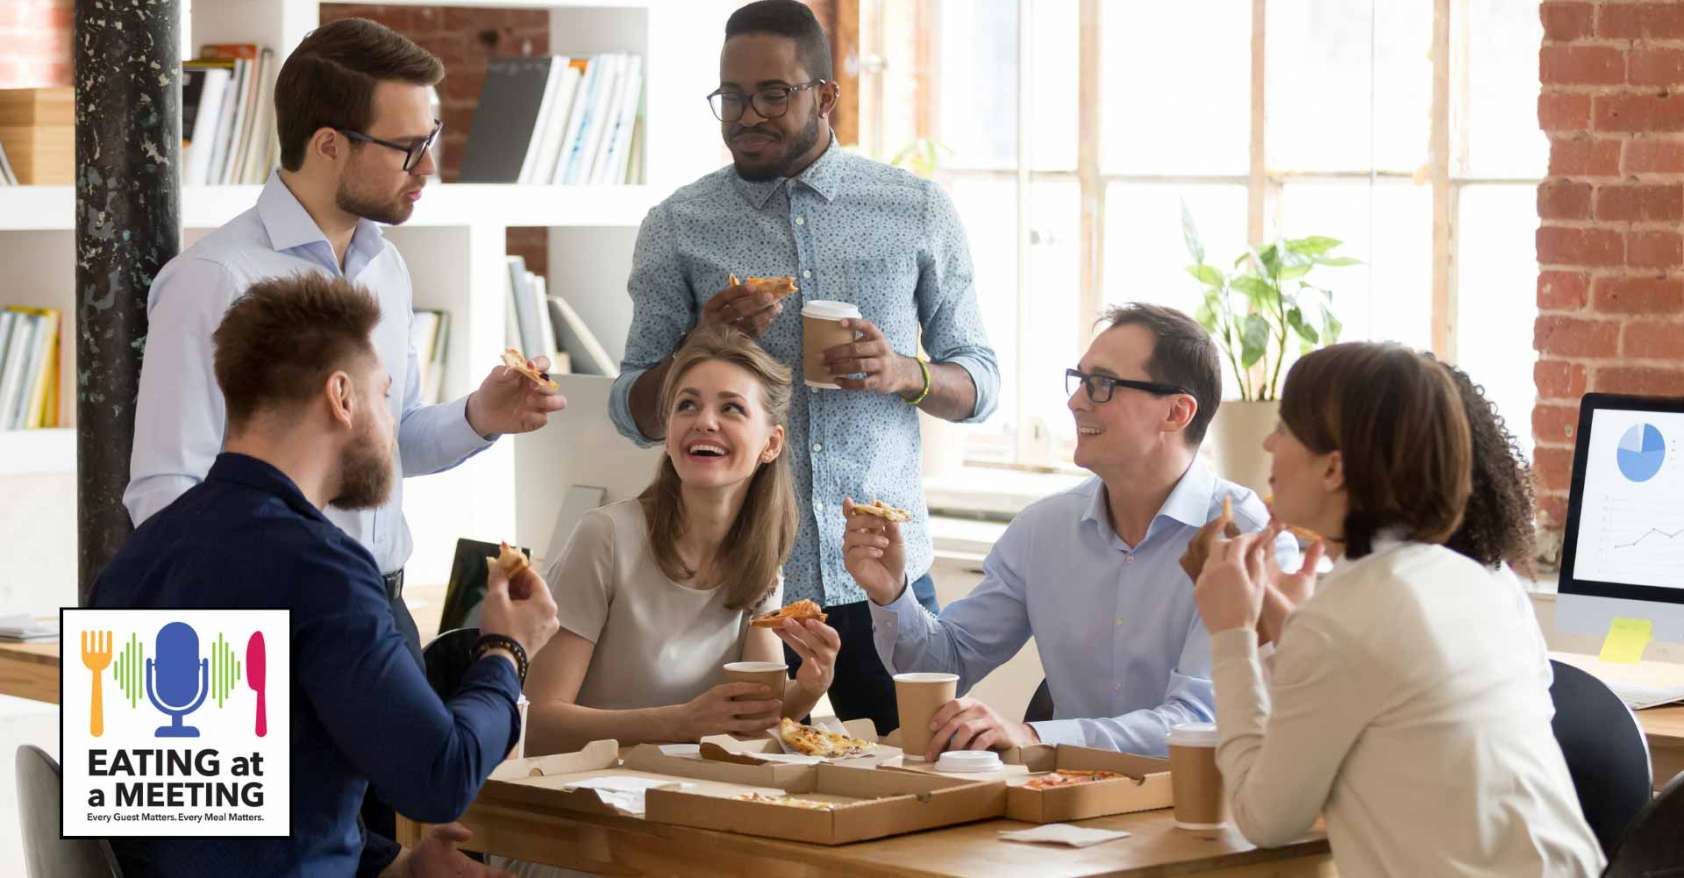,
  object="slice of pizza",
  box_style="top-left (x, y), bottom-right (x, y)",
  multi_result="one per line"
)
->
top-left (850, 498), bottom-right (910, 523)
top-left (1021, 768), bottom-right (1125, 791)
top-left (489, 542), bottom-right (529, 579)
top-left (1263, 495), bottom-right (1322, 543)
top-left (728, 273), bottom-right (799, 301)
top-left (501, 347), bottom-right (560, 392)
top-left (750, 599), bottom-right (828, 629)
top-left (1180, 496), bottom-right (1241, 580)
top-left (778, 717), bottom-right (871, 759)
top-left (734, 792), bottom-right (836, 810)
